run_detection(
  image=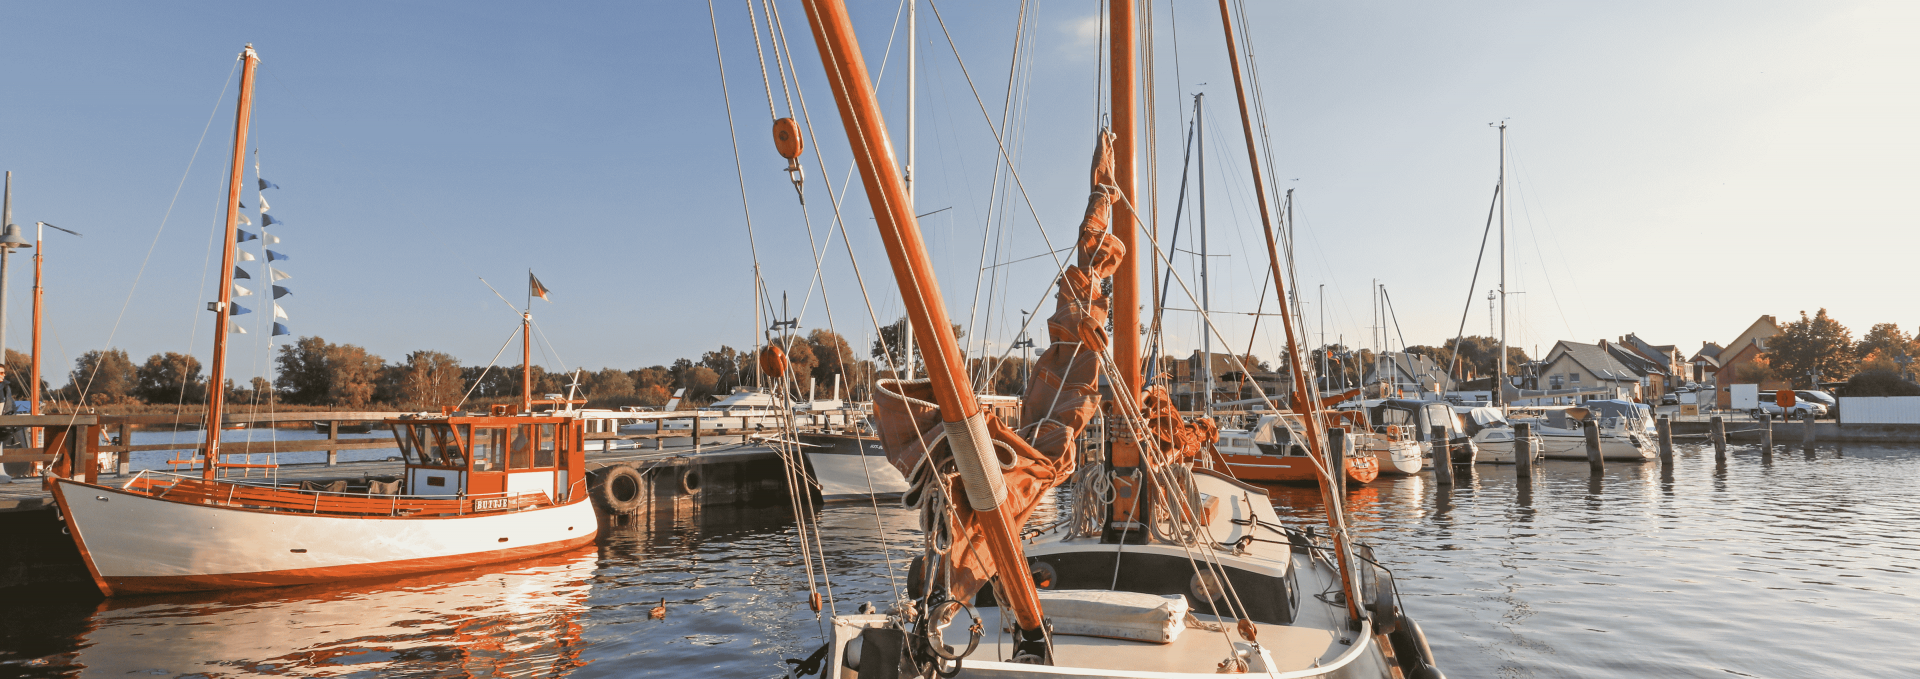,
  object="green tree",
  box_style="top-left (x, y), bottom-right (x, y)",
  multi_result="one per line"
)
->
top-left (135, 352), bottom-right (207, 403)
top-left (273, 336), bottom-right (385, 407)
top-left (67, 349), bottom-right (138, 405)
top-left (1765, 309), bottom-right (1855, 387)
top-left (870, 317), bottom-right (964, 376)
